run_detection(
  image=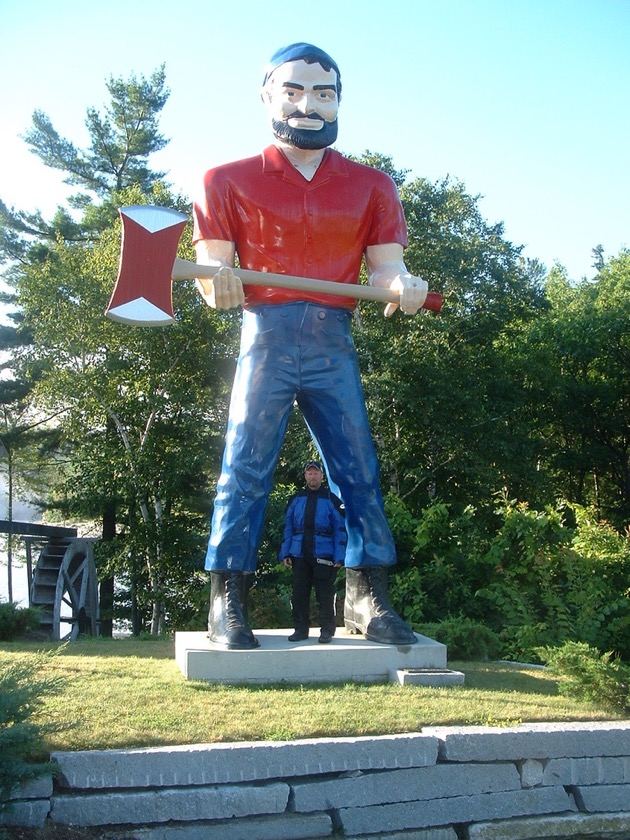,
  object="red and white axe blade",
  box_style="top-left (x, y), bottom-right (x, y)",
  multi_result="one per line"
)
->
top-left (105, 206), bottom-right (188, 326)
